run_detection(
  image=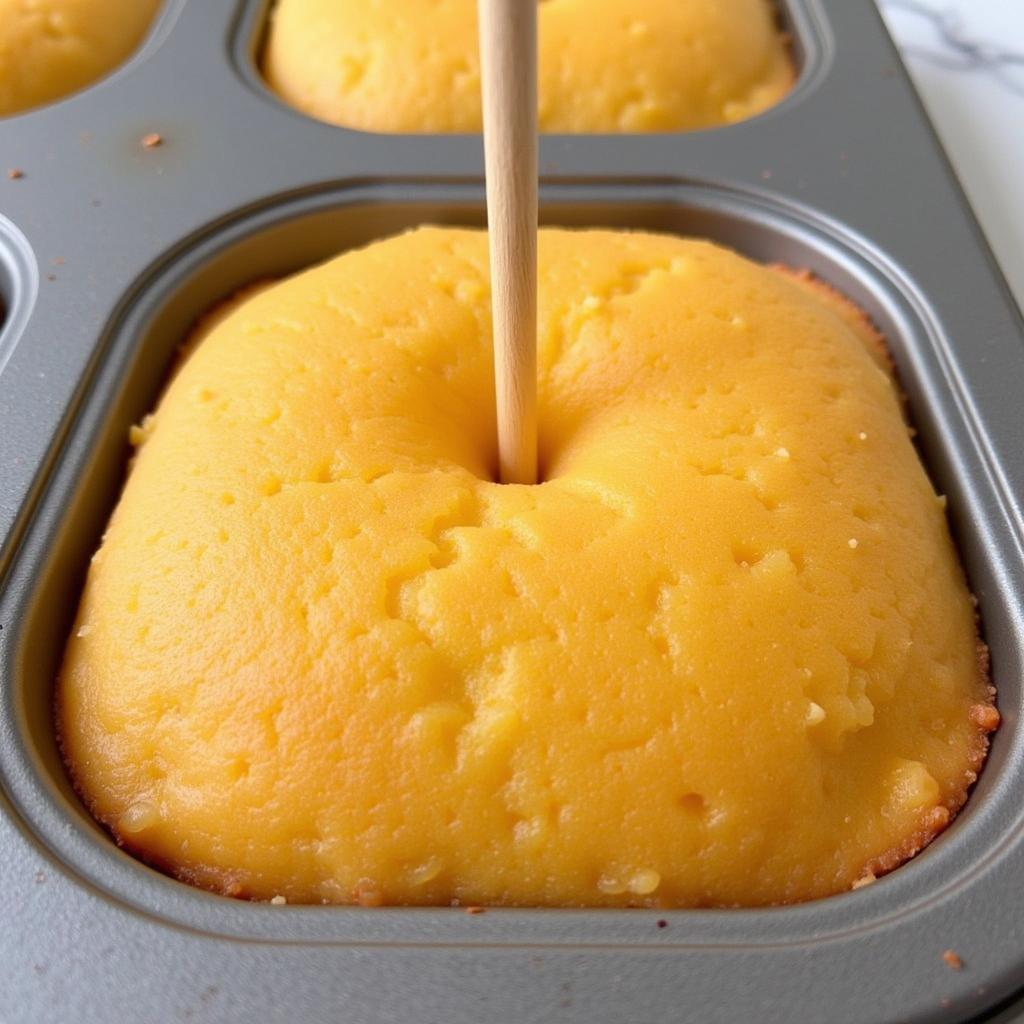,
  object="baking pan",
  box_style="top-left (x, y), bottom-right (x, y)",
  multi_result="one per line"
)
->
top-left (1, 1), bottom-right (1023, 1021)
